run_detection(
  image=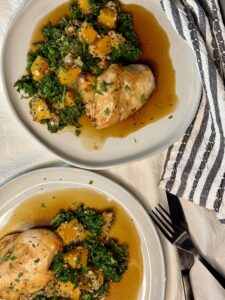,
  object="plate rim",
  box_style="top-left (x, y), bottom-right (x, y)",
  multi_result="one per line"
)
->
top-left (1, 0), bottom-right (202, 170)
top-left (0, 166), bottom-right (166, 300)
